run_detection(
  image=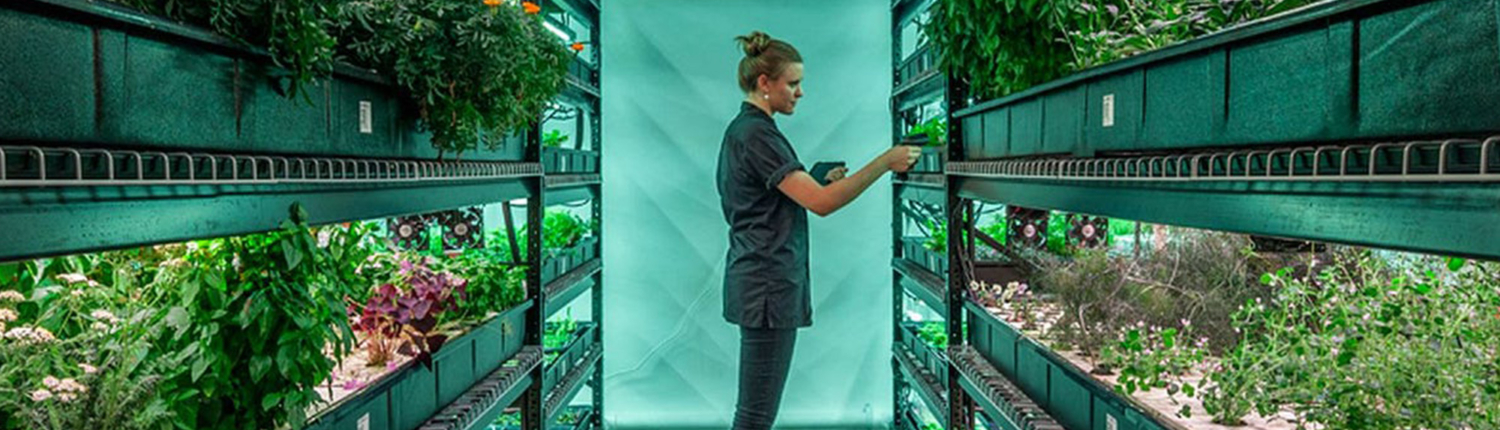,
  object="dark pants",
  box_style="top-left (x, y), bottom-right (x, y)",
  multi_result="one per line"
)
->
top-left (733, 326), bottom-right (798, 430)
